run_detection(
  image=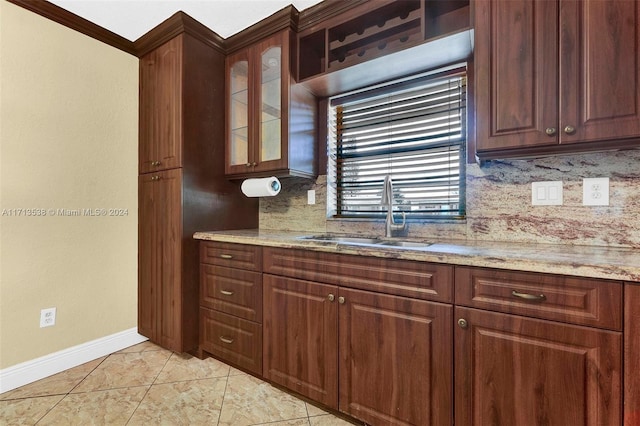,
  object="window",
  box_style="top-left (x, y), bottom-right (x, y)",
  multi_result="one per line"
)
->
top-left (328, 67), bottom-right (466, 220)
